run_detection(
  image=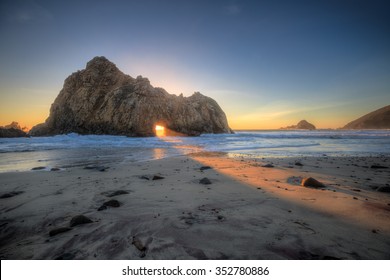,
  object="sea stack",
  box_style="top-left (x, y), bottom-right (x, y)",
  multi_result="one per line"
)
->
top-left (343, 105), bottom-right (390, 129)
top-left (0, 122), bottom-right (28, 138)
top-left (281, 120), bottom-right (316, 130)
top-left (30, 56), bottom-right (233, 137)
